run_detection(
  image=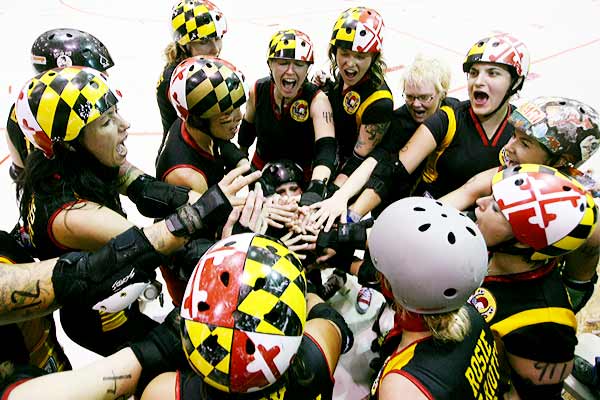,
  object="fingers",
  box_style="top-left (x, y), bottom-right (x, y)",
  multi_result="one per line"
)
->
top-left (219, 164), bottom-right (261, 197)
top-left (239, 189), bottom-right (256, 227)
top-left (221, 206), bottom-right (242, 239)
top-left (248, 183), bottom-right (264, 230)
